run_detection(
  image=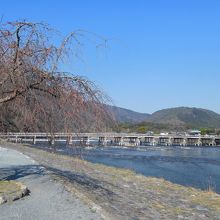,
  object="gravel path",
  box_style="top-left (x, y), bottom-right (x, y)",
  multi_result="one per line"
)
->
top-left (0, 147), bottom-right (101, 220)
